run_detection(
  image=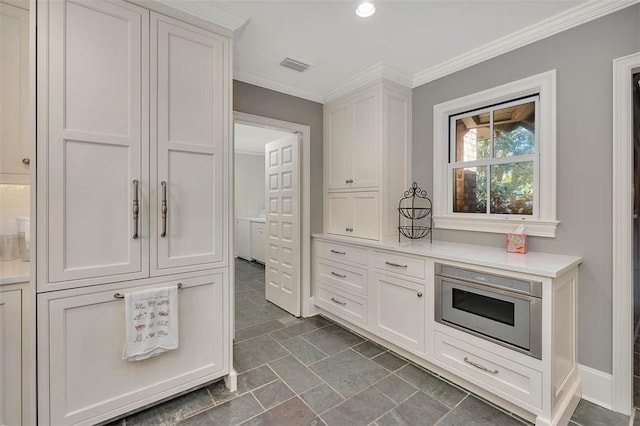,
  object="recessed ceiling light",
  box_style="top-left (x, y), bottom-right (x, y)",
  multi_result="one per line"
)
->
top-left (356, 1), bottom-right (375, 18)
